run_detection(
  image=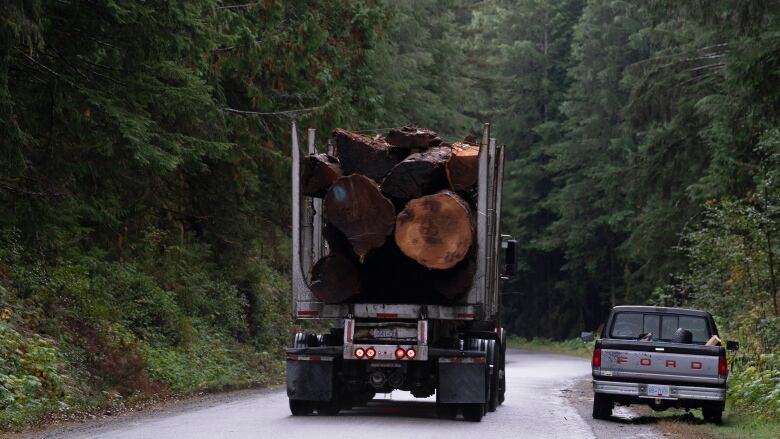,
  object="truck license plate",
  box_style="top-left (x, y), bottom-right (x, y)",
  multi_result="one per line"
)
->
top-left (373, 328), bottom-right (396, 338)
top-left (646, 384), bottom-right (671, 398)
